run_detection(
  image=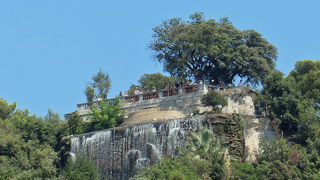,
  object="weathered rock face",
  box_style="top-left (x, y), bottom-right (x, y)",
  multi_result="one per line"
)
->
top-left (71, 116), bottom-right (204, 180)
top-left (70, 87), bottom-right (275, 179)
